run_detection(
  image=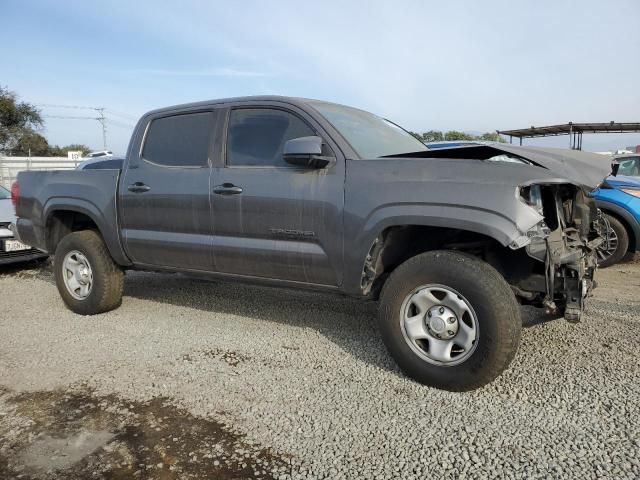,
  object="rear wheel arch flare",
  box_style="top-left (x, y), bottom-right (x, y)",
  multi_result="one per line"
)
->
top-left (46, 209), bottom-right (100, 252)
